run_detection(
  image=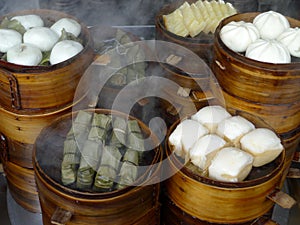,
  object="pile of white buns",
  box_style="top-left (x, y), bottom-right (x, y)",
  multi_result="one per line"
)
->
top-left (168, 105), bottom-right (284, 182)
